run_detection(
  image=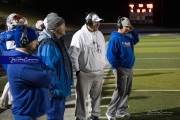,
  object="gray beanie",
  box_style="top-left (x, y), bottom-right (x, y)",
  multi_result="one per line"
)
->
top-left (46, 12), bottom-right (65, 30)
